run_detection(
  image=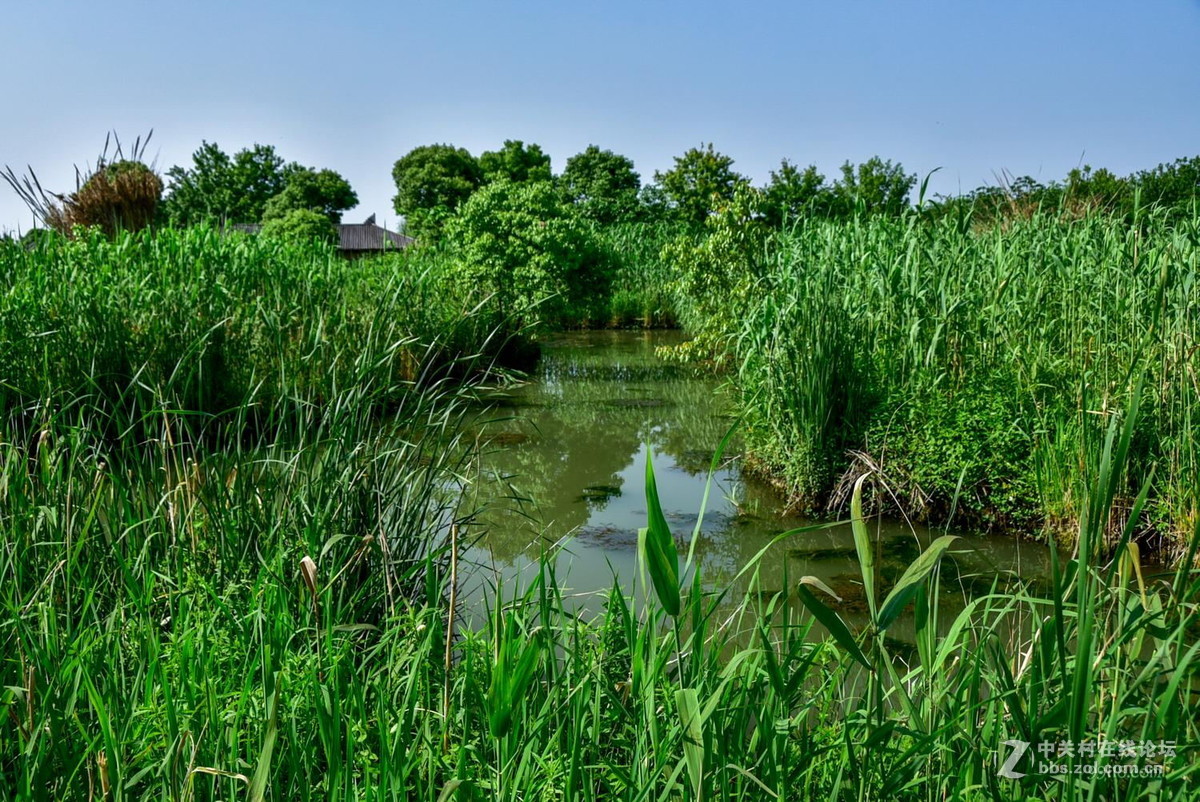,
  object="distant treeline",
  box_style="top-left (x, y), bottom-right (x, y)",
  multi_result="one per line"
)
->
top-left (6, 135), bottom-right (1198, 244)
